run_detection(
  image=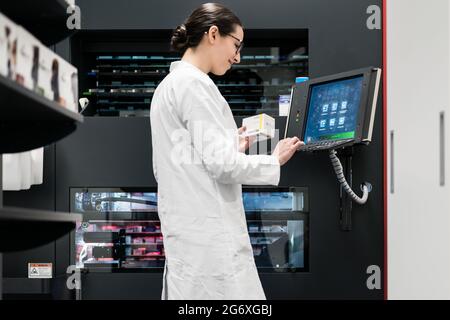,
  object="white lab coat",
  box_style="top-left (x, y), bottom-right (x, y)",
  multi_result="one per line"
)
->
top-left (150, 60), bottom-right (280, 300)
